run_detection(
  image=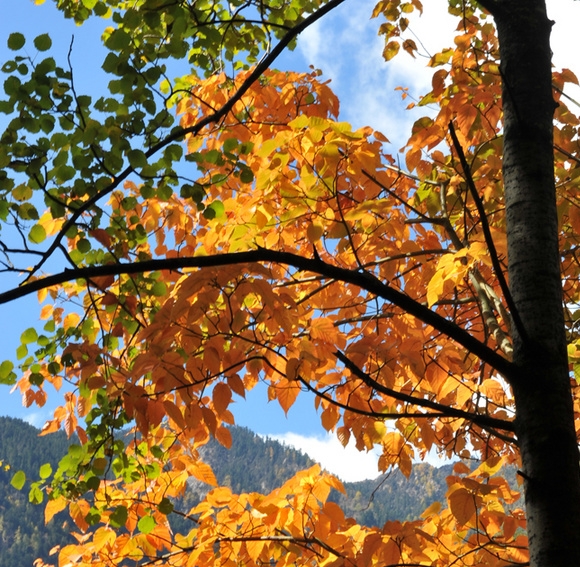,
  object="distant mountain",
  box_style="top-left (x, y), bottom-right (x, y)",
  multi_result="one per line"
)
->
top-left (0, 416), bottom-right (456, 566)
top-left (194, 426), bottom-right (454, 526)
